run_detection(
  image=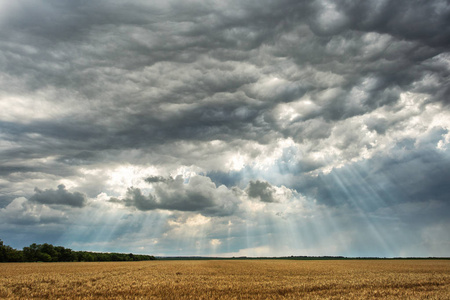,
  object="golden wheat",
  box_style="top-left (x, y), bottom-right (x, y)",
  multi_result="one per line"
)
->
top-left (0, 260), bottom-right (449, 299)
